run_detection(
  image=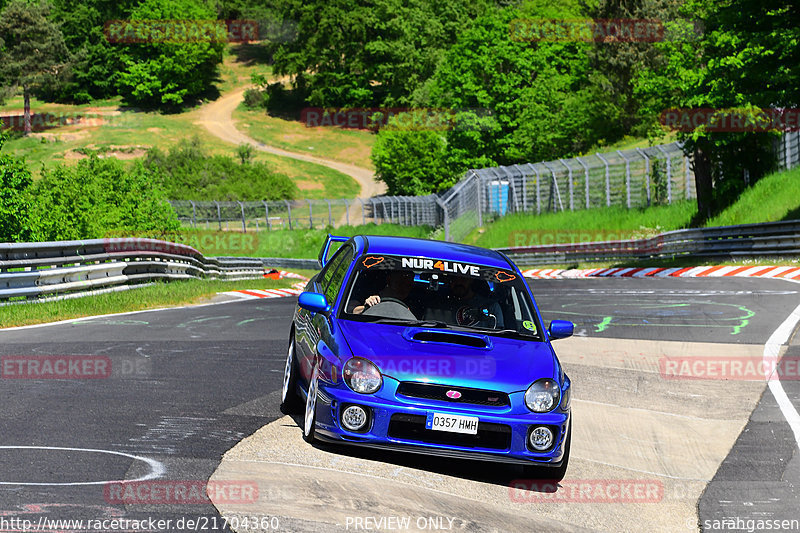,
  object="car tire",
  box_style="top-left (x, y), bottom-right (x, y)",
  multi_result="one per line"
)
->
top-left (302, 368), bottom-right (318, 444)
top-left (524, 419), bottom-right (571, 482)
top-left (279, 335), bottom-right (302, 415)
